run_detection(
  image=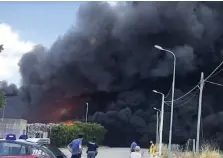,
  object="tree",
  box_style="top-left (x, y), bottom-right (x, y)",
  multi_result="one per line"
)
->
top-left (0, 91), bottom-right (5, 109)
